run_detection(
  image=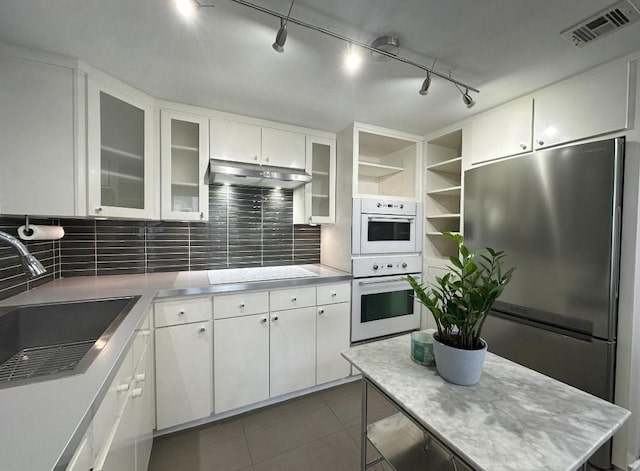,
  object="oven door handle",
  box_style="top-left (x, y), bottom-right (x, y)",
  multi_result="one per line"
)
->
top-left (367, 216), bottom-right (415, 223)
top-left (358, 276), bottom-right (415, 285)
